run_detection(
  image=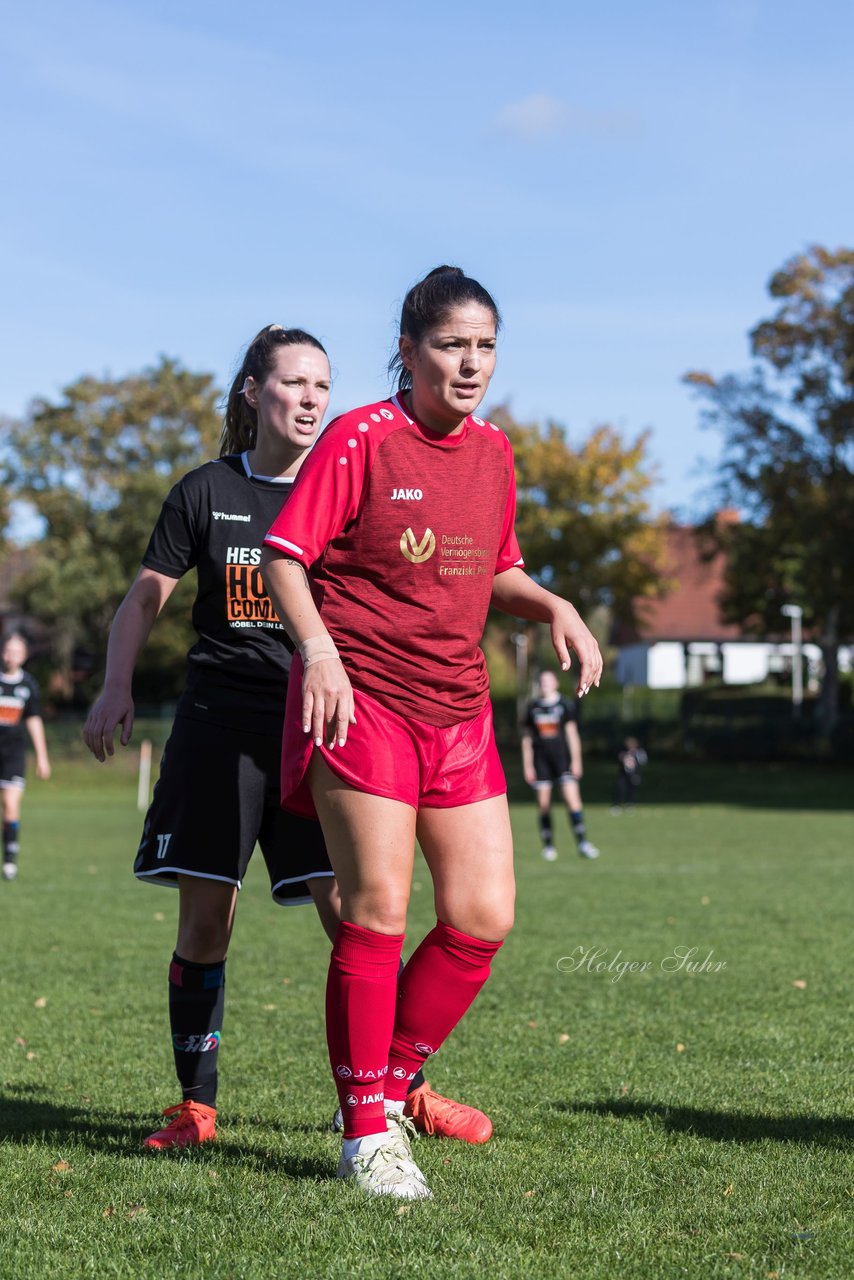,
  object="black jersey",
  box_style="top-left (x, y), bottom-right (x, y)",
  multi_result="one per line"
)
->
top-left (524, 695), bottom-right (576, 756)
top-left (142, 453), bottom-right (296, 733)
top-left (0, 671), bottom-right (42, 746)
